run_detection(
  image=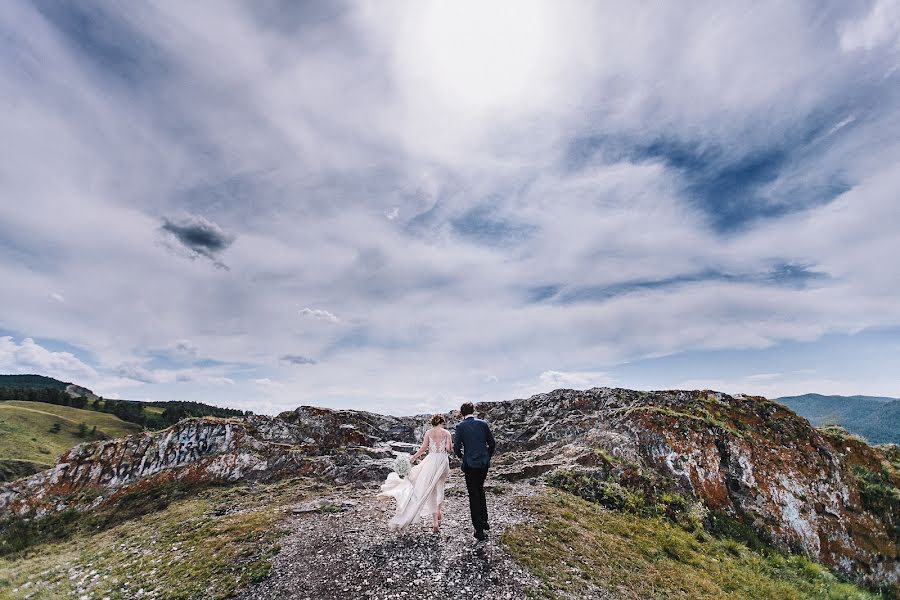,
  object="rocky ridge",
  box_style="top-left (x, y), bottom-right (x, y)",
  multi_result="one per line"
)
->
top-left (1, 387), bottom-right (897, 593)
